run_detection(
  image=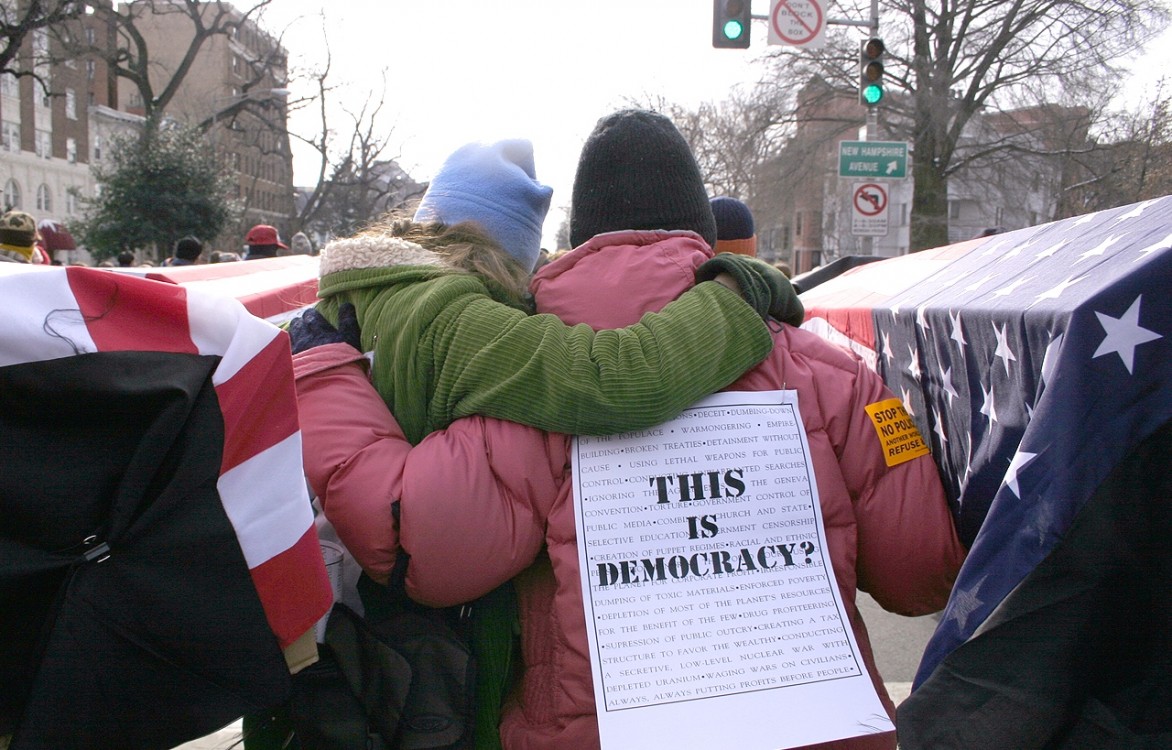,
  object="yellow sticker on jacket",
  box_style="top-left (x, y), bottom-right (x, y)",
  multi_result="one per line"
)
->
top-left (865, 398), bottom-right (930, 466)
